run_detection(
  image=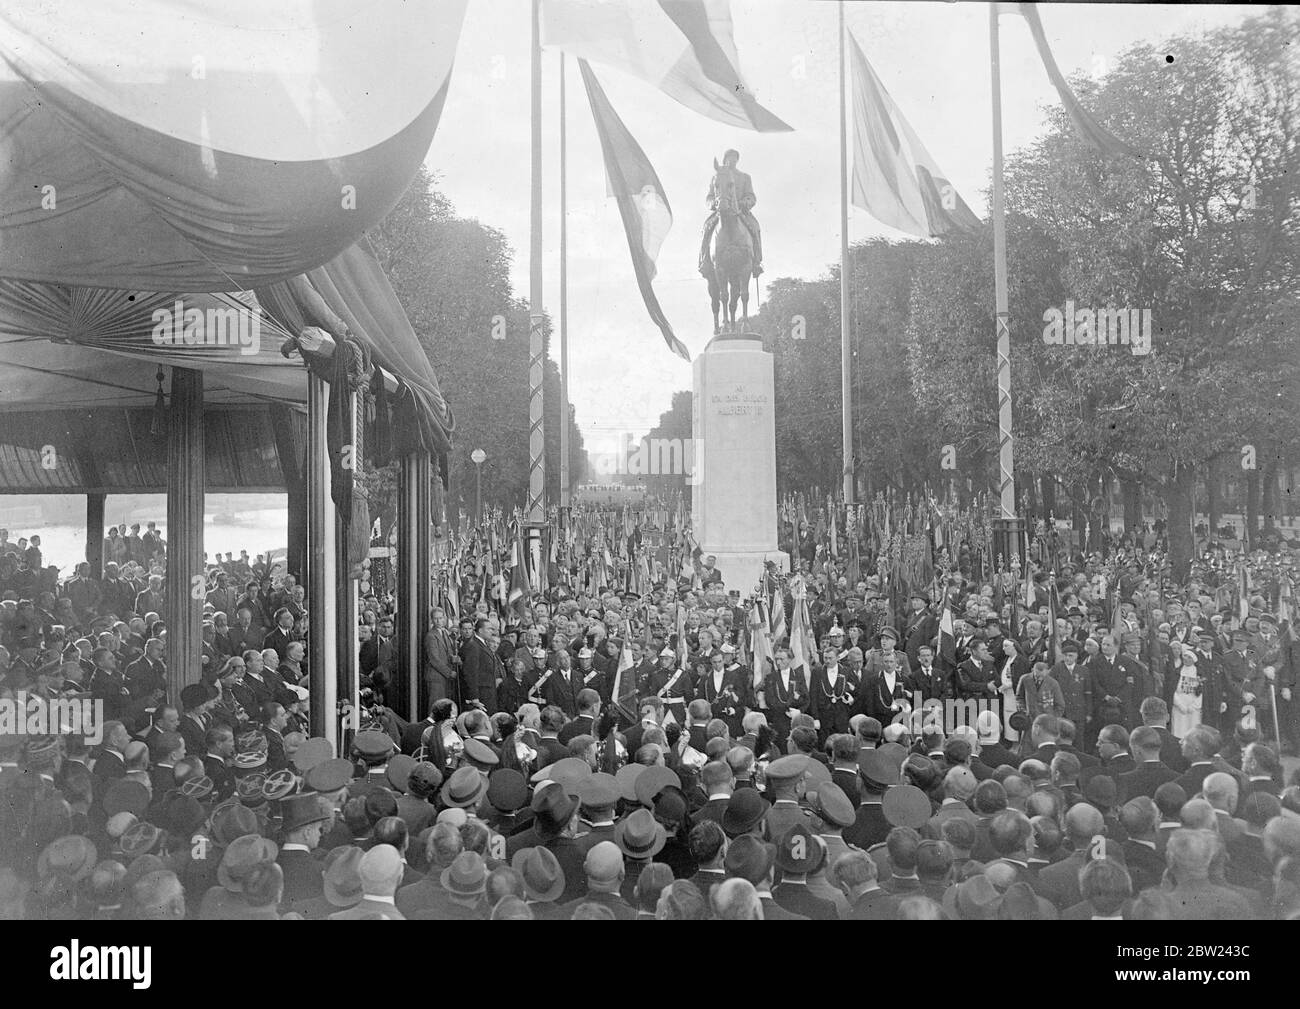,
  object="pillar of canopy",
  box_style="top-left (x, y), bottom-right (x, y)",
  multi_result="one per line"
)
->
top-left (307, 375), bottom-right (337, 743)
top-left (398, 450), bottom-right (431, 720)
top-left (85, 494), bottom-right (105, 575)
top-left (164, 369), bottom-right (205, 705)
